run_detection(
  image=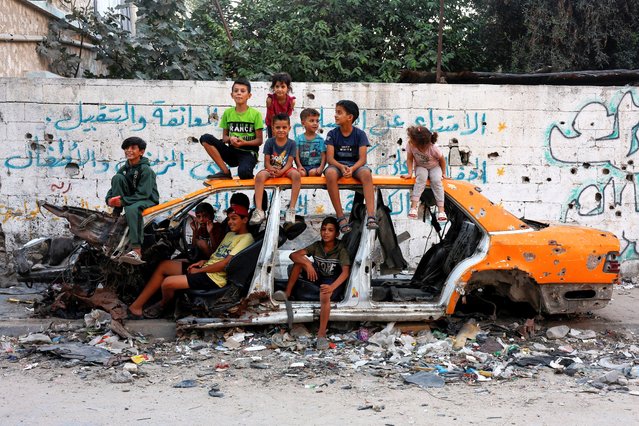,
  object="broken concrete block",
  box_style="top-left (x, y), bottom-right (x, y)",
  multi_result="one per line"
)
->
top-left (110, 370), bottom-right (133, 383)
top-left (569, 328), bottom-right (596, 340)
top-left (123, 362), bottom-right (138, 373)
top-left (546, 325), bottom-right (570, 339)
